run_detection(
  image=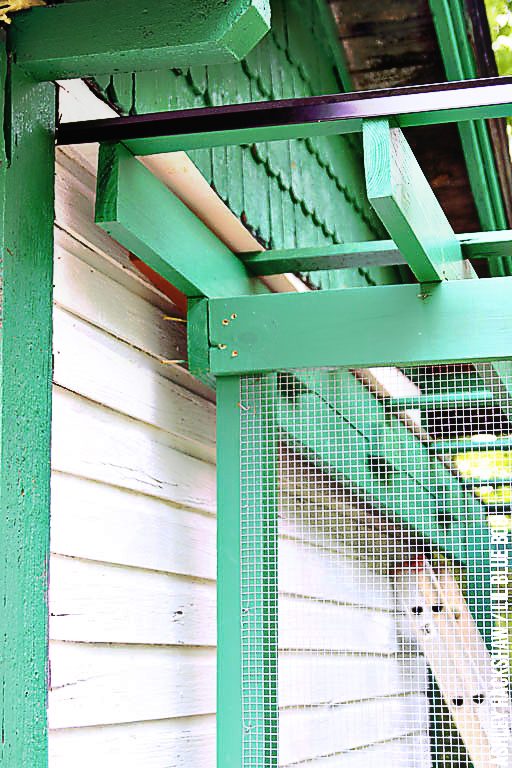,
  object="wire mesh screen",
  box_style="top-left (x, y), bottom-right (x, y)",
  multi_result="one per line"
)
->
top-left (239, 364), bottom-right (512, 768)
